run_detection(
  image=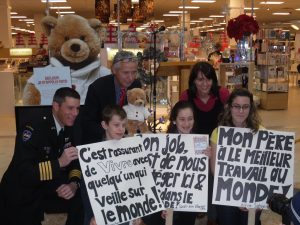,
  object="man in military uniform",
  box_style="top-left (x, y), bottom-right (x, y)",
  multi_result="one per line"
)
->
top-left (0, 87), bottom-right (83, 225)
